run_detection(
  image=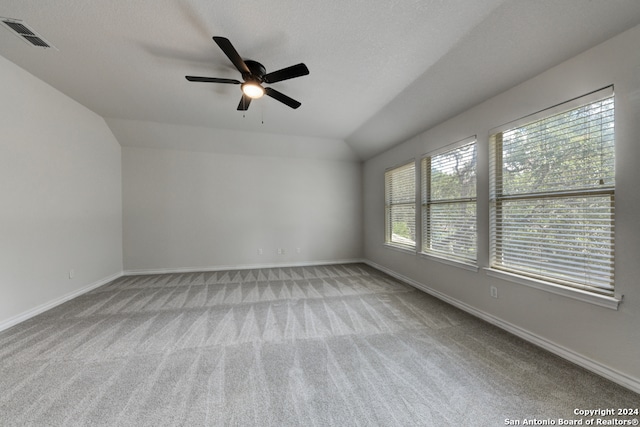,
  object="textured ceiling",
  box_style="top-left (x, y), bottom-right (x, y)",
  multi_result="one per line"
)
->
top-left (1, 0), bottom-right (640, 160)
